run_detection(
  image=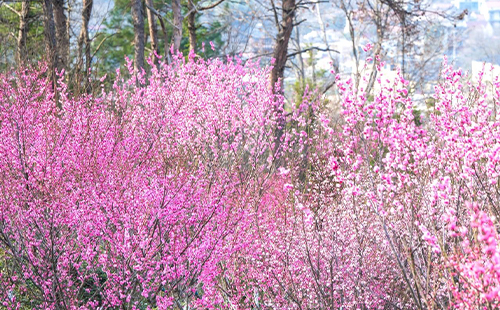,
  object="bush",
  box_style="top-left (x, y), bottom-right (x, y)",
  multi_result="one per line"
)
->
top-left (1, 55), bottom-right (500, 309)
